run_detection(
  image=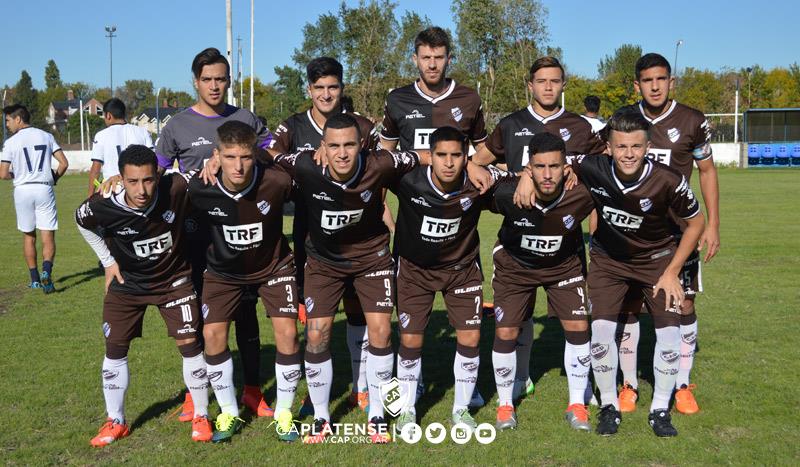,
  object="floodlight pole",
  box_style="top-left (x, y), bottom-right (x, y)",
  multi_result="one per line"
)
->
top-left (746, 67), bottom-right (753, 108)
top-left (2, 89), bottom-right (6, 145)
top-left (250, 0), bottom-right (254, 112)
top-left (734, 80), bottom-right (739, 144)
top-left (105, 26), bottom-right (117, 95)
top-left (156, 87), bottom-right (163, 136)
top-left (673, 39), bottom-right (683, 96)
top-left (226, 0), bottom-right (234, 105)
